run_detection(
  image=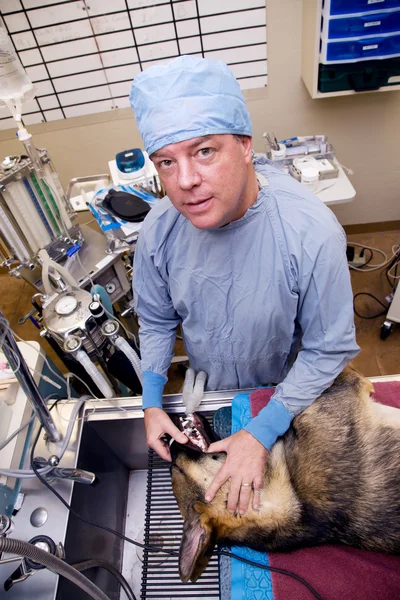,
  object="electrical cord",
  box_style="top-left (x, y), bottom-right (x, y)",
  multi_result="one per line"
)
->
top-left (348, 242), bottom-right (400, 272)
top-left (349, 241), bottom-right (399, 319)
top-left (218, 550), bottom-right (324, 600)
top-left (353, 292), bottom-right (388, 319)
top-left (385, 253), bottom-right (400, 290)
top-left (72, 560), bottom-right (136, 600)
top-left (0, 414), bottom-right (34, 452)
